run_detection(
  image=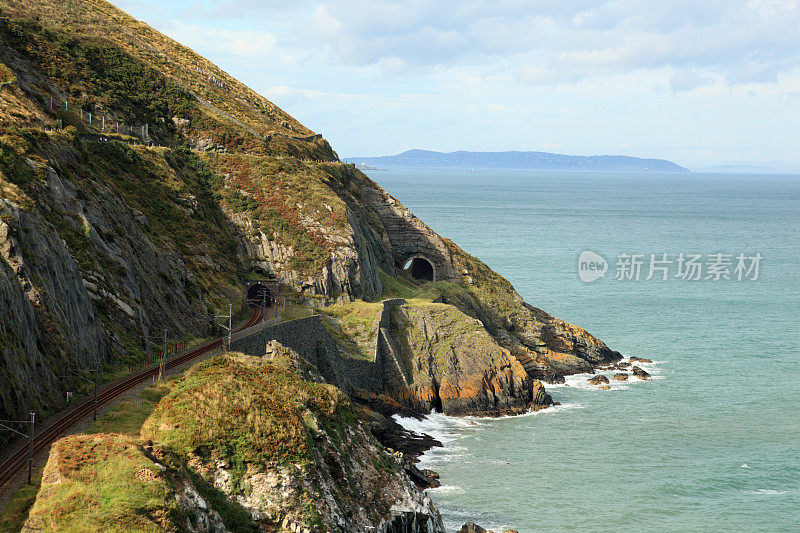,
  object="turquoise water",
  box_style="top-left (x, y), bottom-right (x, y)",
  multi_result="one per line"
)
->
top-left (365, 168), bottom-right (800, 532)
